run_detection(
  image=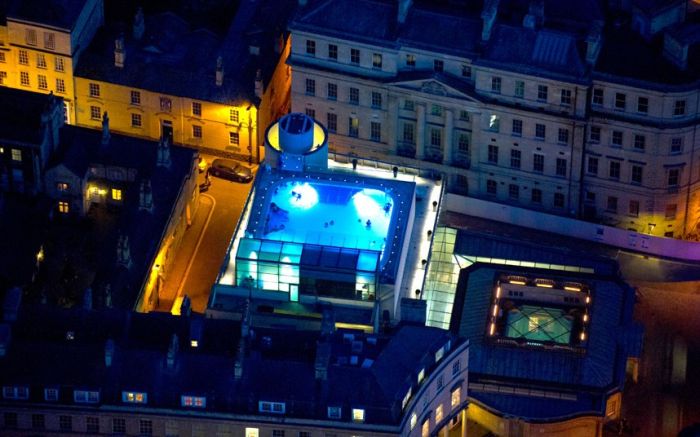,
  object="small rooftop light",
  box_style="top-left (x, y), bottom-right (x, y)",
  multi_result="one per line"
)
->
top-left (190, 340), bottom-right (198, 348)
top-left (509, 279), bottom-right (526, 285)
top-left (564, 286), bottom-right (581, 292)
top-left (66, 331), bottom-right (75, 341)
